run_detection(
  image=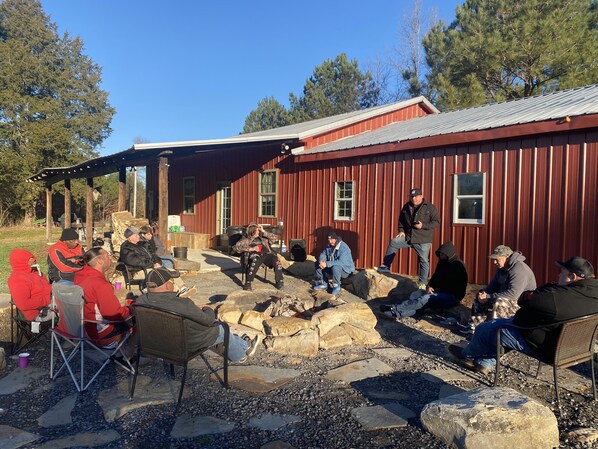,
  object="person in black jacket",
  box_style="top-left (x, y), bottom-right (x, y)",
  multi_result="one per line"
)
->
top-left (377, 188), bottom-right (440, 289)
top-left (135, 268), bottom-right (260, 362)
top-left (381, 241), bottom-right (468, 318)
top-left (449, 256), bottom-right (598, 375)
